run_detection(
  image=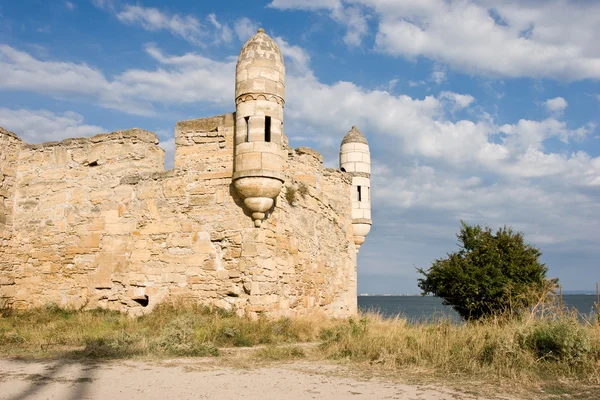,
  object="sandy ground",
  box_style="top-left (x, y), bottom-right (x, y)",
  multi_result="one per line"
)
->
top-left (0, 358), bottom-right (508, 400)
